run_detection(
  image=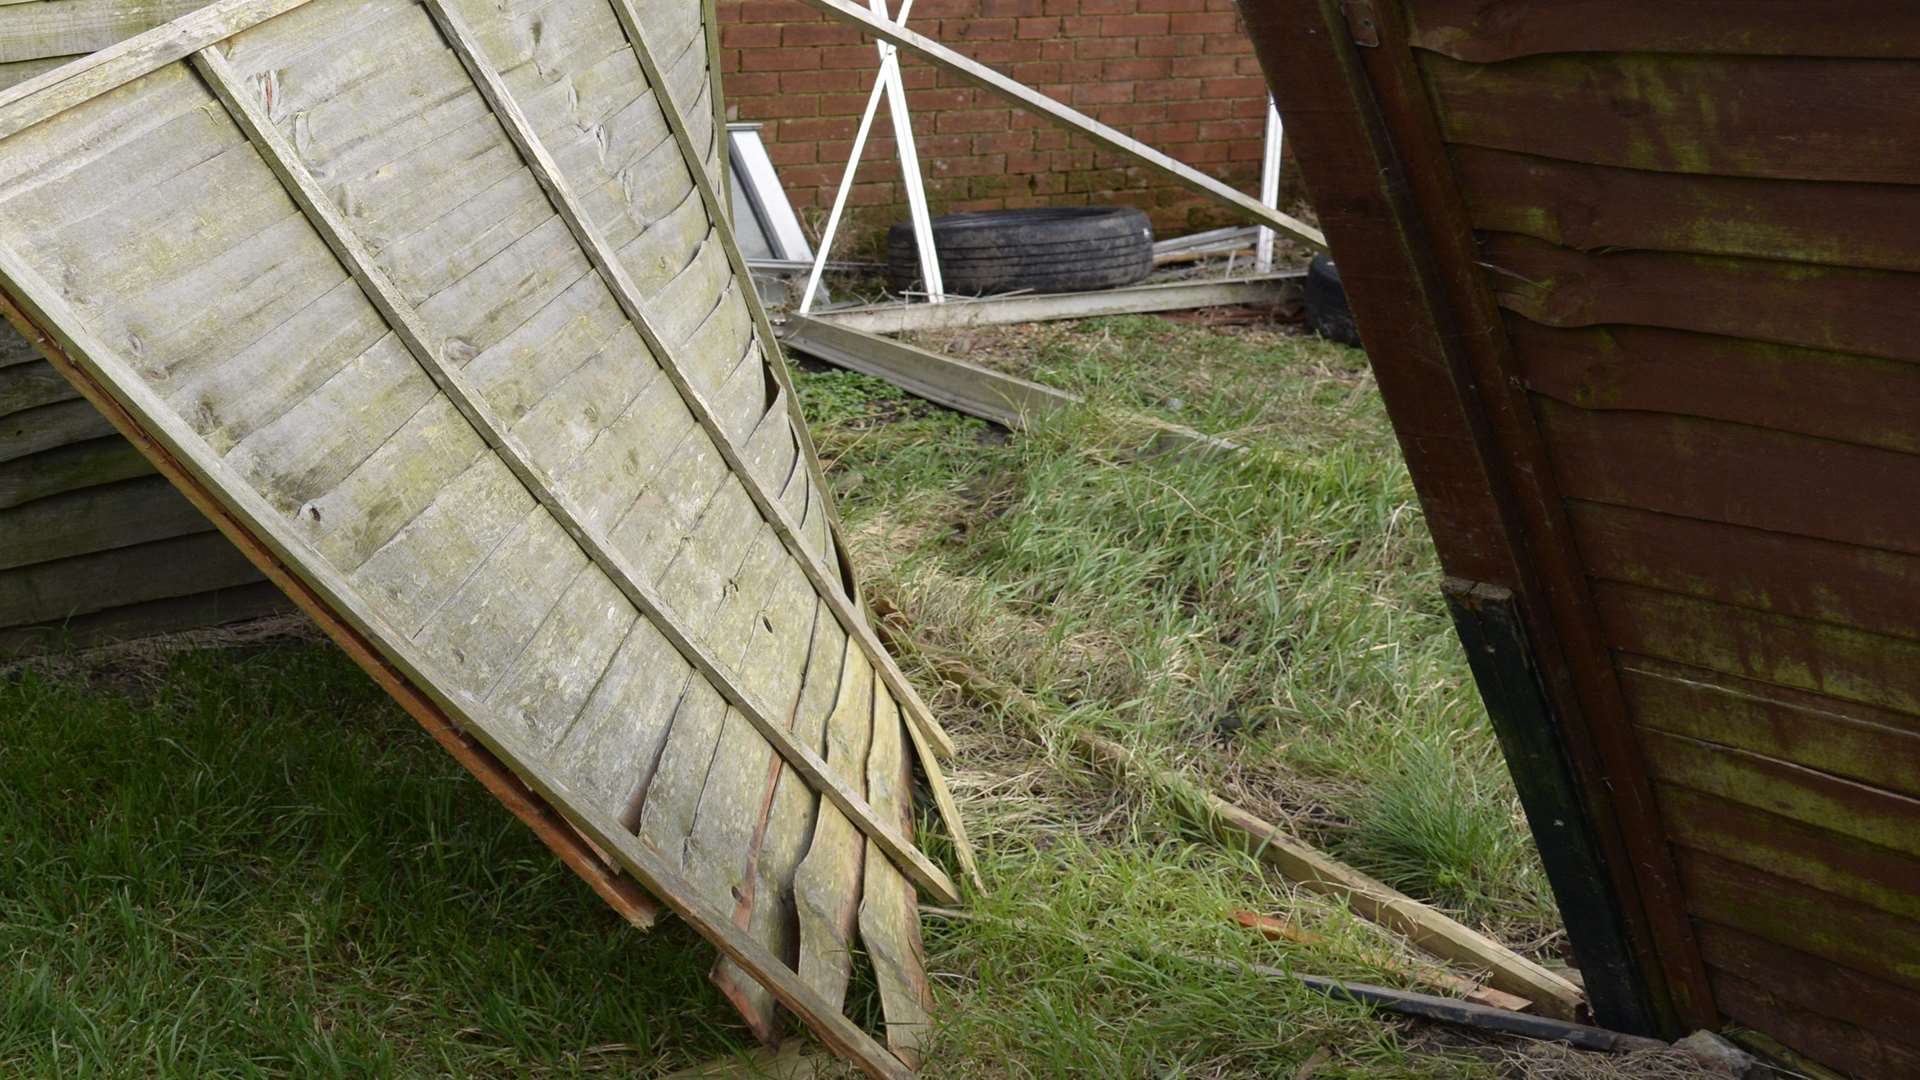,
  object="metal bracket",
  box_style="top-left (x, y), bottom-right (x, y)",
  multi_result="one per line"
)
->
top-left (1343, 0), bottom-right (1380, 46)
